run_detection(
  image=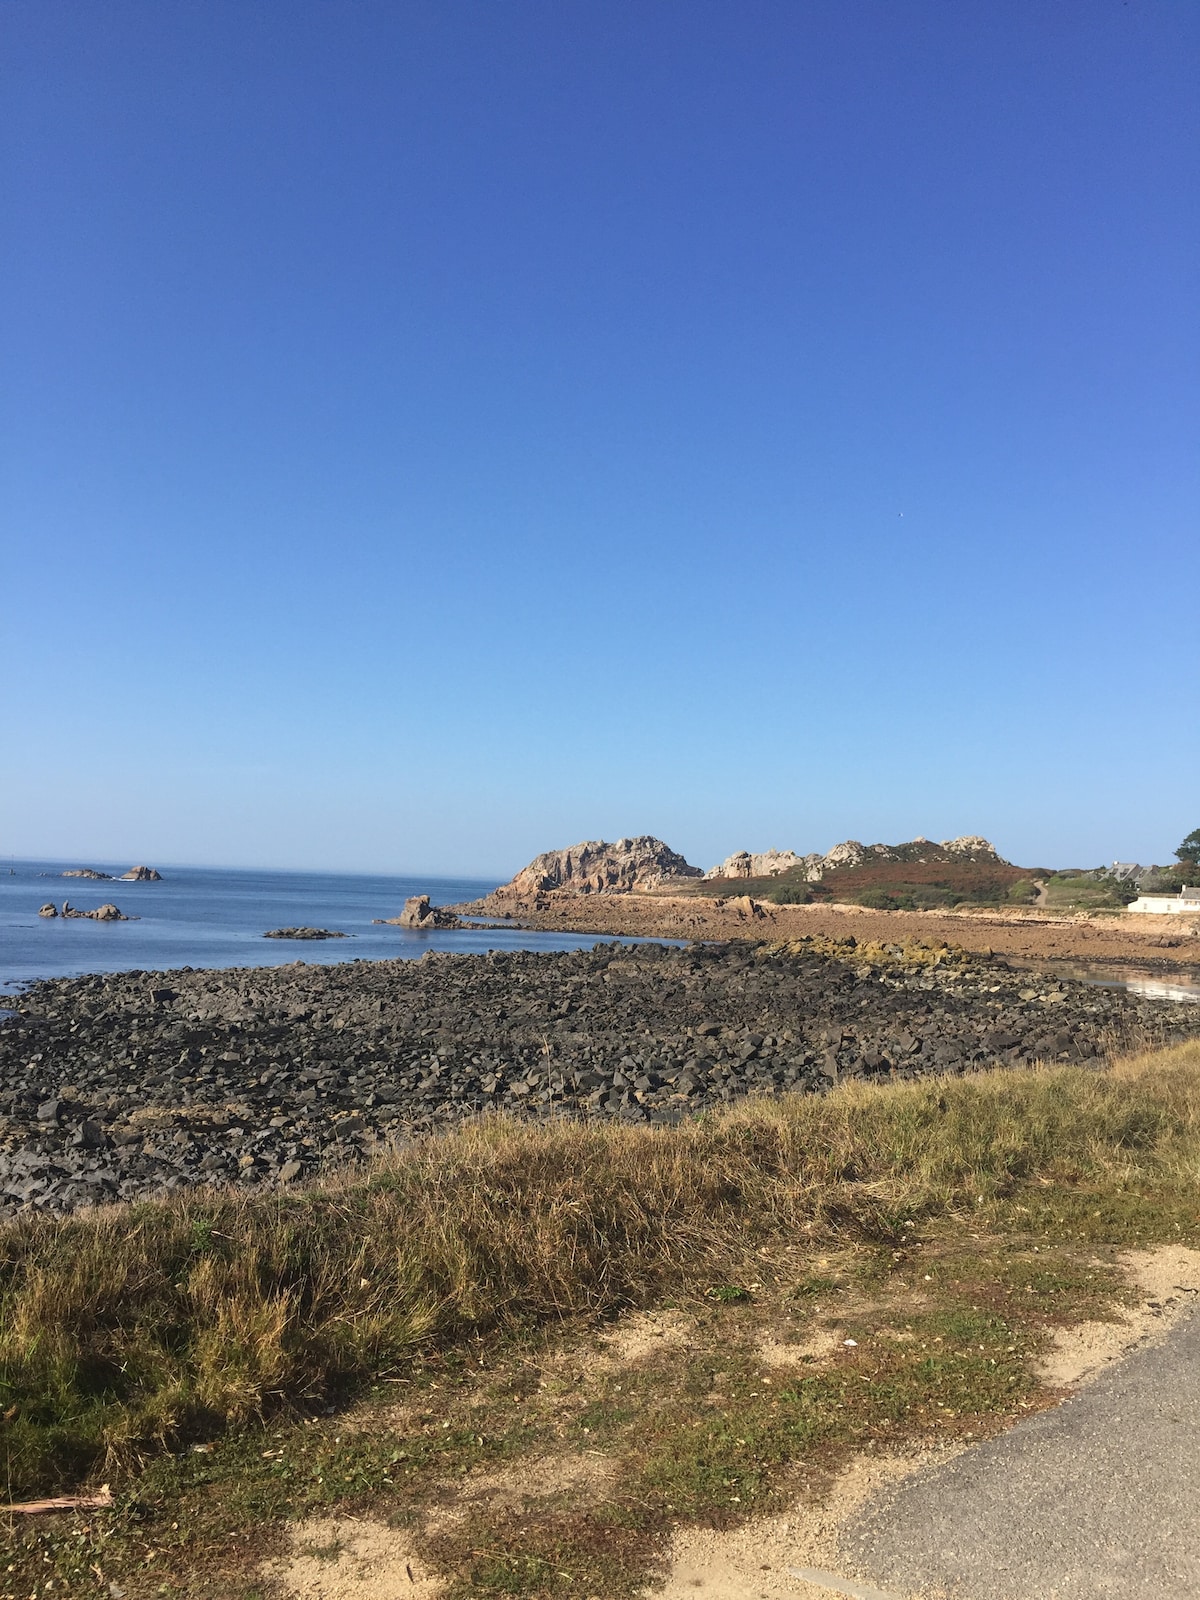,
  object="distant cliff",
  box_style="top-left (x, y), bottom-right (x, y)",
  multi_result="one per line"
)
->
top-left (489, 837), bottom-right (702, 901)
